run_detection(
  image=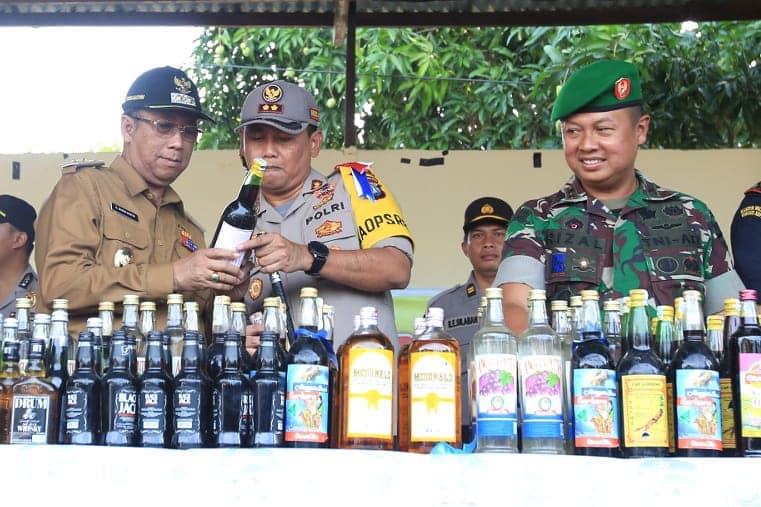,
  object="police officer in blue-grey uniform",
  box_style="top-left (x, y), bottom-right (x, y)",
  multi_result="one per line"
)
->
top-left (731, 181), bottom-right (761, 292)
top-left (0, 194), bottom-right (38, 317)
top-left (427, 196), bottom-right (513, 441)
